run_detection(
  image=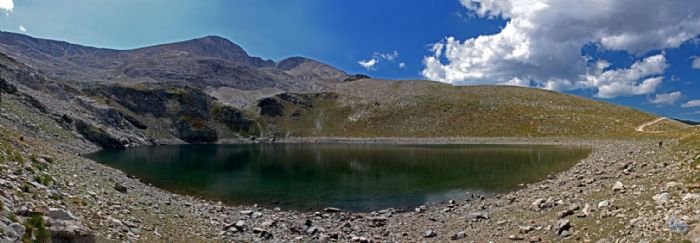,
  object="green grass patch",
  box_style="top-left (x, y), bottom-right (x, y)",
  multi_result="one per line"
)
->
top-left (22, 214), bottom-right (50, 243)
top-left (21, 183), bottom-right (31, 193)
top-left (33, 174), bottom-right (52, 186)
